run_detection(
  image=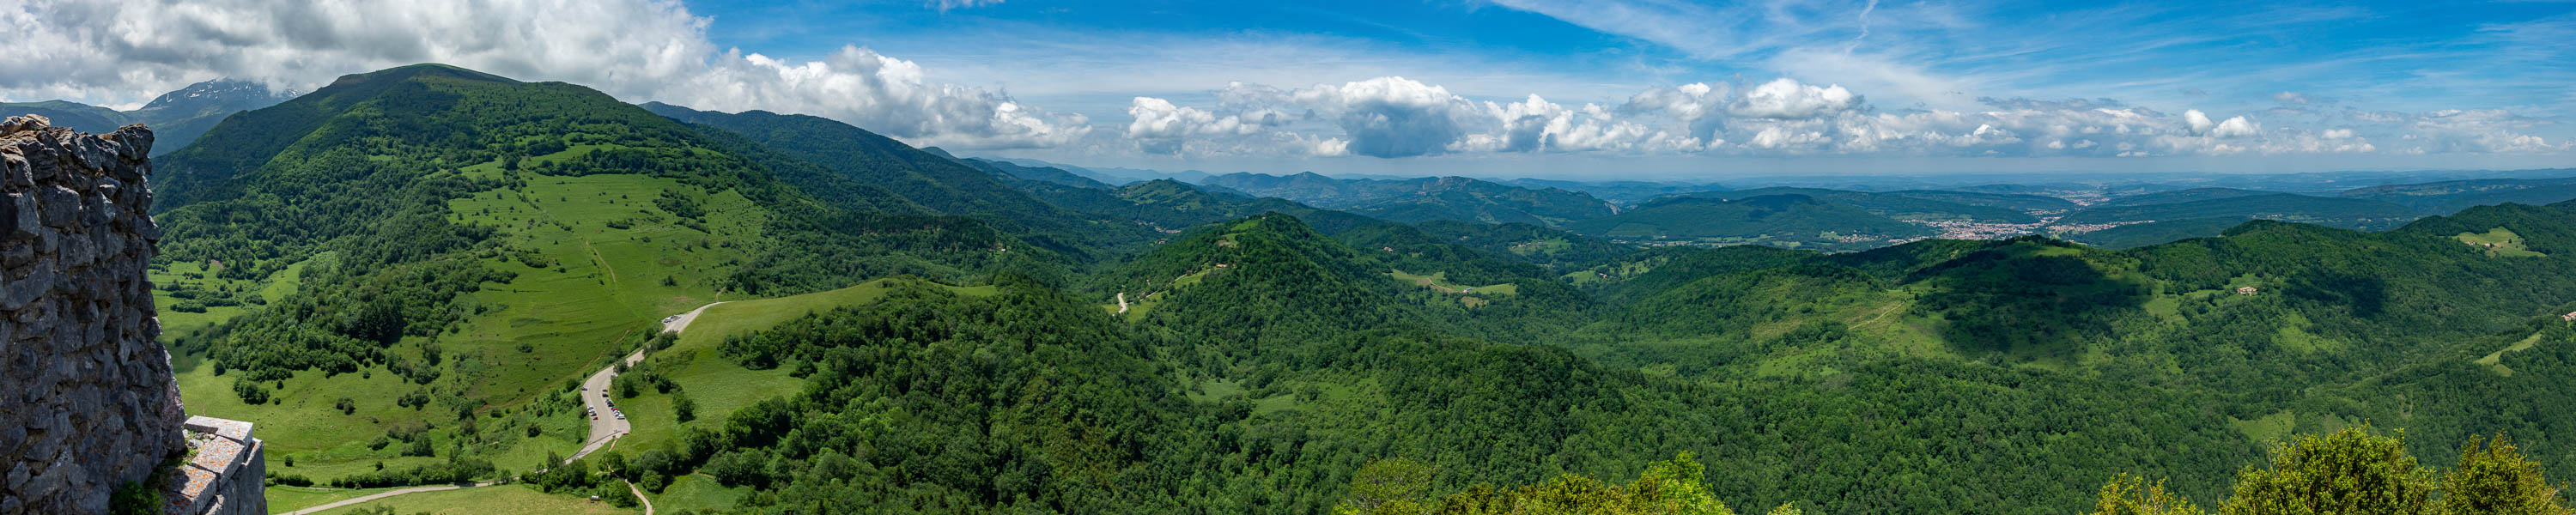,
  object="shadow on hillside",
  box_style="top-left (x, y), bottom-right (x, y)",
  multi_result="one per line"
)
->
top-left (1906, 249), bottom-right (2149, 359)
